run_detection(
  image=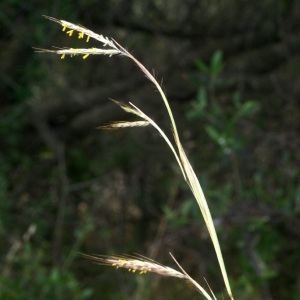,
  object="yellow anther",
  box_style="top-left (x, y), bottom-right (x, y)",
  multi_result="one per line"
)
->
top-left (66, 30), bottom-right (74, 36)
top-left (78, 32), bottom-right (84, 39)
top-left (140, 270), bottom-right (147, 274)
top-left (86, 36), bottom-right (90, 42)
top-left (62, 25), bottom-right (67, 31)
top-left (61, 53), bottom-right (65, 59)
top-left (83, 54), bottom-right (89, 59)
